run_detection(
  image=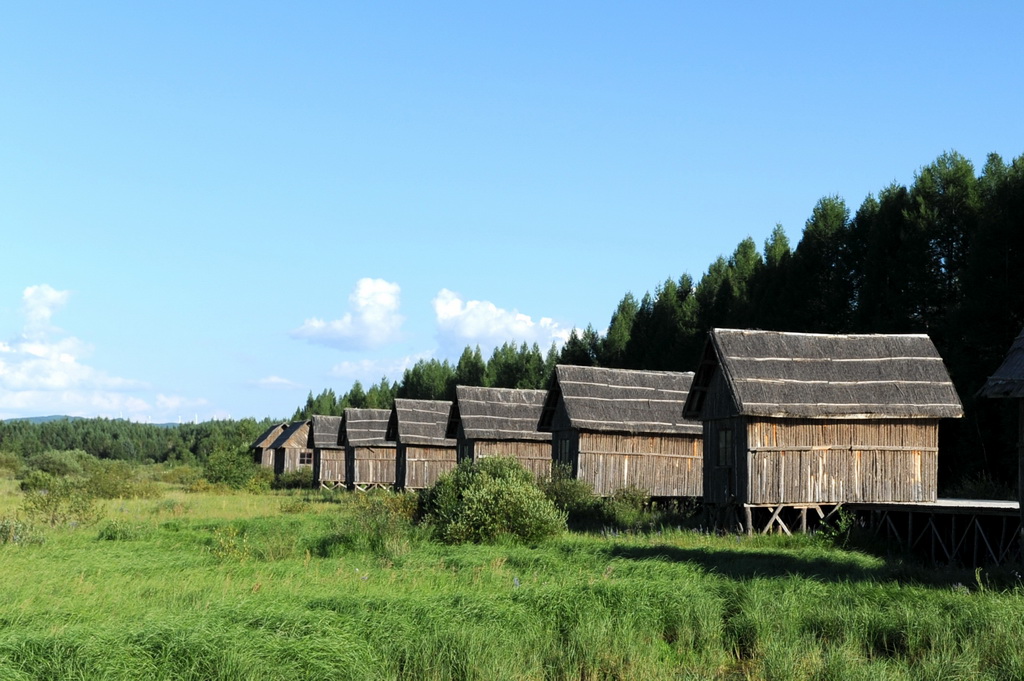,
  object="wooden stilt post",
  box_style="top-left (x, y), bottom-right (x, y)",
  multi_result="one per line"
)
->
top-left (744, 506), bottom-right (753, 536)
